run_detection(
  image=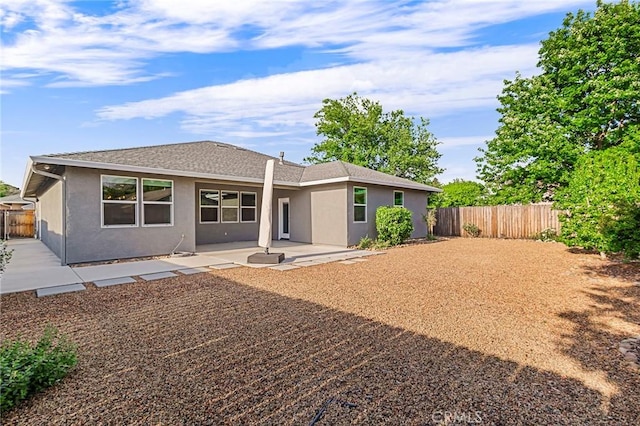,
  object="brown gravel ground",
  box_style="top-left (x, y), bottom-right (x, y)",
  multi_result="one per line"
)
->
top-left (1, 238), bottom-right (639, 425)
